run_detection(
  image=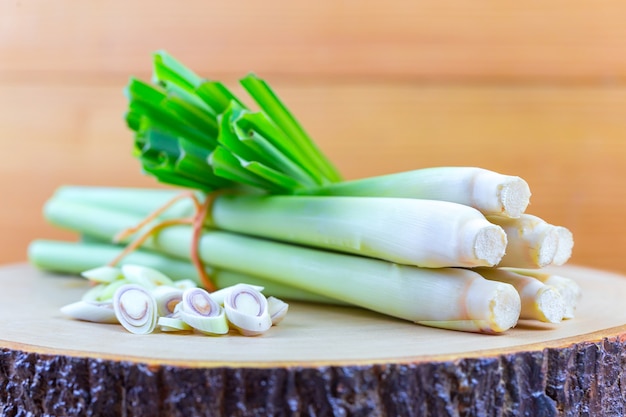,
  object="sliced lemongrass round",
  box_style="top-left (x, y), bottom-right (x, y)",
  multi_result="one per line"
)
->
top-left (60, 300), bottom-right (118, 324)
top-left (179, 288), bottom-right (229, 335)
top-left (80, 265), bottom-right (123, 284)
top-left (209, 283), bottom-right (265, 306)
top-left (113, 284), bottom-right (158, 334)
top-left (151, 286), bottom-right (183, 317)
top-left (157, 316), bottom-right (192, 332)
top-left (121, 264), bottom-right (174, 289)
top-left (172, 279), bottom-right (198, 290)
top-left (98, 279), bottom-right (131, 301)
top-left (223, 284), bottom-right (272, 336)
top-left (267, 296), bottom-right (289, 325)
